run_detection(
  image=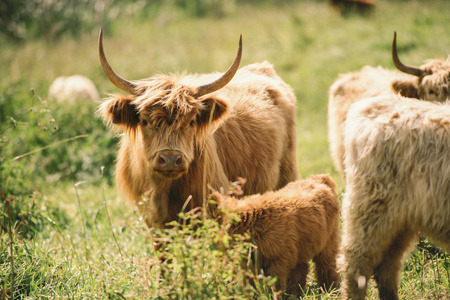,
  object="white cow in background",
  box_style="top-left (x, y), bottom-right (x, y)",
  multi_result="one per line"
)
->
top-left (48, 75), bottom-right (99, 102)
